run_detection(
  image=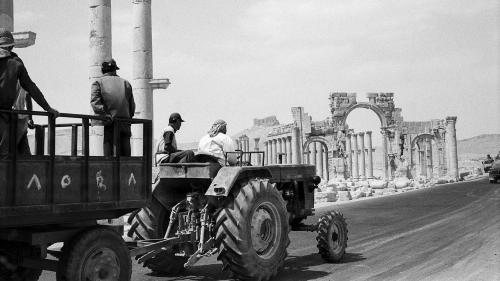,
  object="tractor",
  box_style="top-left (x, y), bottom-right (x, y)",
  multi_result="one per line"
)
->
top-left (127, 151), bottom-right (348, 280)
